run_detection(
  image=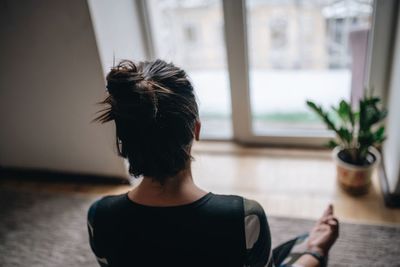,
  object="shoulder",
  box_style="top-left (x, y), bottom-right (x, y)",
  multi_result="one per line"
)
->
top-left (208, 194), bottom-right (264, 210)
top-left (91, 193), bottom-right (128, 209)
top-left (204, 194), bottom-right (267, 220)
top-left (205, 193), bottom-right (245, 215)
top-left (243, 198), bottom-right (266, 217)
top-left (87, 193), bottom-right (128, 225)
top-left (242, 198), bottom-right (273, 267)
top-left (209, 193), bottom-right (244, 204)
